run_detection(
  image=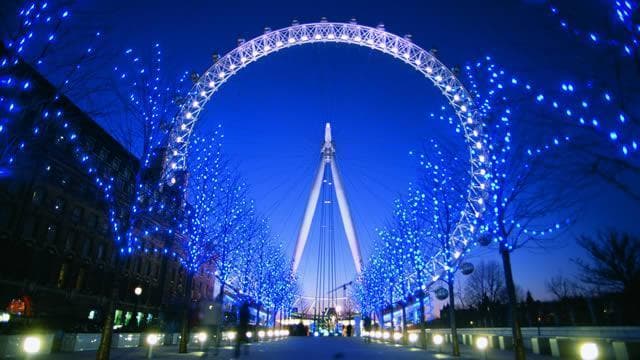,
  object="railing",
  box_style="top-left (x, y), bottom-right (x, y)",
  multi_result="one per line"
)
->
top-left (445, 326), bottom-right (640, 341)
